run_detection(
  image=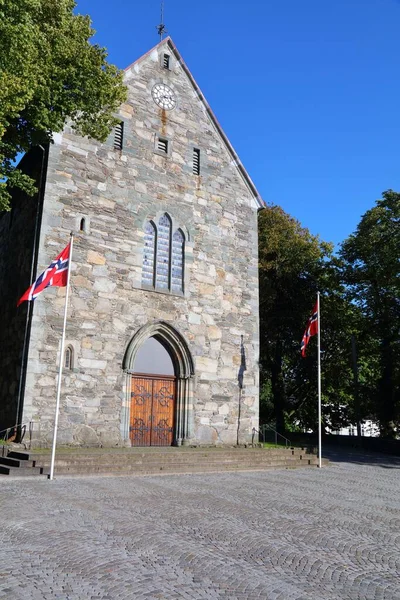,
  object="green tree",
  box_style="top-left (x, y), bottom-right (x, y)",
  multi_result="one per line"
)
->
top-left (258, 205), bottom-right (369, 436)
top-left (340, 190), bottom-right (400, 437)
top-left (258, 205), bottom-right (333, 433)
top-left (0, 0), bottom-right (127, 211)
